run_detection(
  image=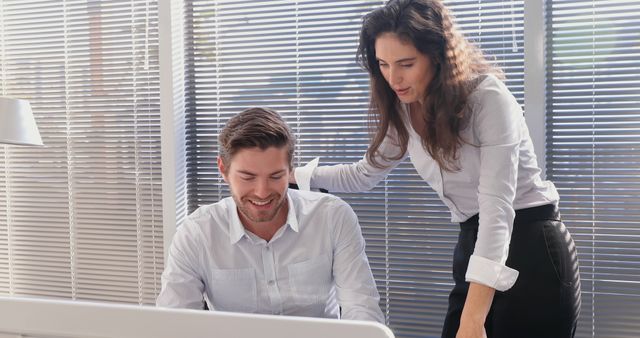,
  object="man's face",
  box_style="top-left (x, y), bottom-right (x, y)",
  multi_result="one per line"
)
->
top-left (219, 146), bottom-right (290, 228)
